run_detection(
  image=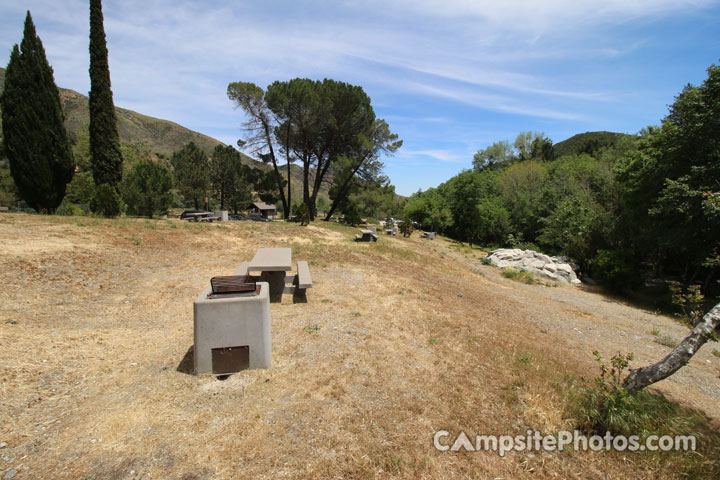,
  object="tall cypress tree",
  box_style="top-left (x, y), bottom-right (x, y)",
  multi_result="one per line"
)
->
top-left (0, 12), bottom-right (75, 213)
top-left (89, 0), bottom-right (122, 187)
